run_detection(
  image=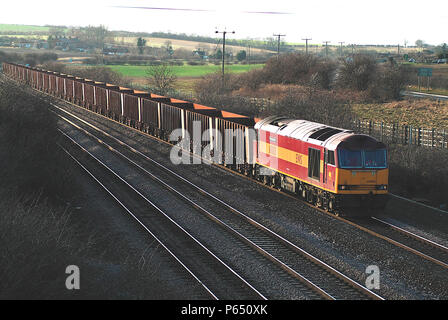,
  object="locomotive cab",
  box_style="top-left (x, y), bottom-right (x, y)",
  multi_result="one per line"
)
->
top-left (334, 134), bottom-right (389, 209)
